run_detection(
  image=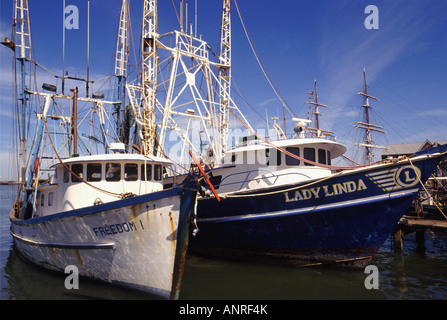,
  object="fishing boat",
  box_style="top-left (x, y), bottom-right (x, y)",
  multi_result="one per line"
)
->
top-left (10, 151), bottom-right (199, 299)
top-left (146, 1), bottom-right (446, 268)
top-left (188, 145), bottom-right (444, 268)
top-left (4, 0), bottom-right (202, 299)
